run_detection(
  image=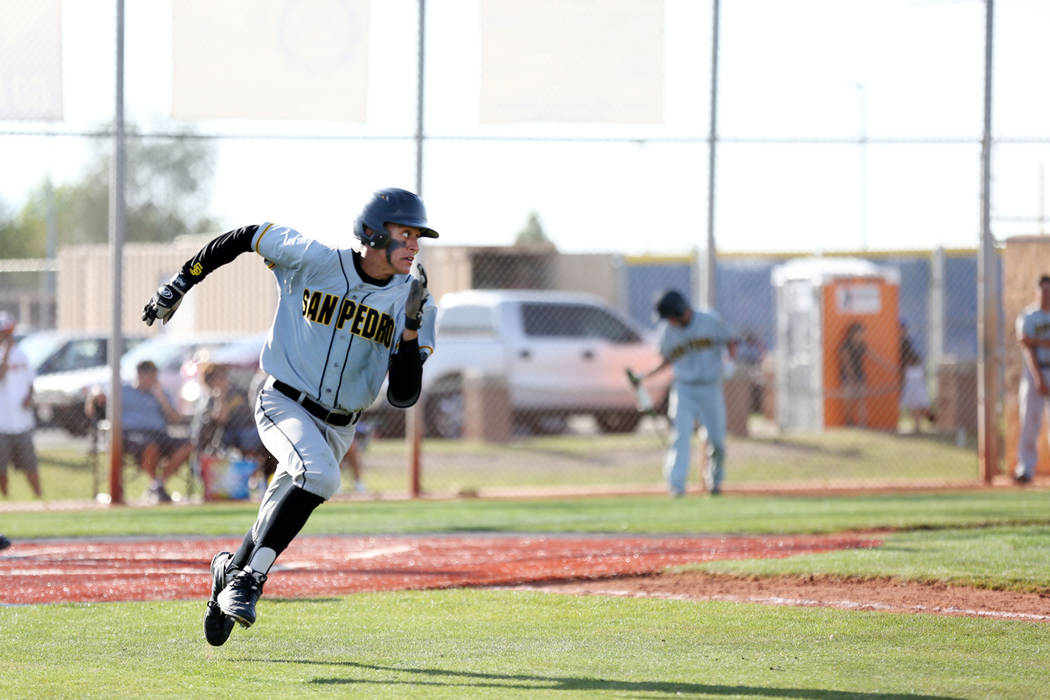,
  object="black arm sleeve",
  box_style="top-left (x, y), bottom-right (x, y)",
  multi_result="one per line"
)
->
top-left (178, 225), bottom-right (258, 286)
top-left (386, 338), bottom-right (424, 408)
